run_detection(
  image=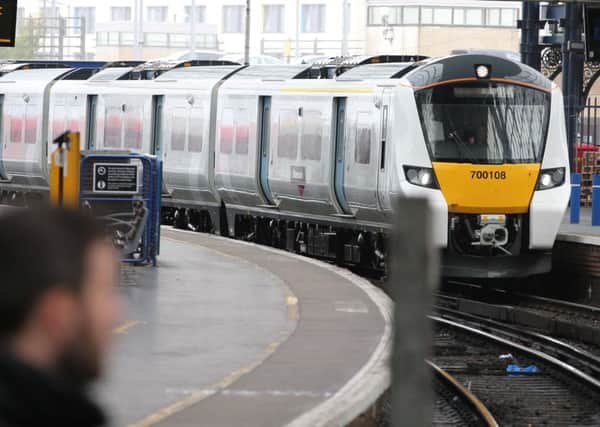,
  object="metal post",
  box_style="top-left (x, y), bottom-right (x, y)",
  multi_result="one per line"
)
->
top-left (391, 197), bottom-right (438, 426)
top-left (295, 0), bottom-right (300, 60)
top-left (562, 3), bottom-right (585, 172)
top-left (571, 173), bottom-right (581, 224)
top-left (80, 17), bottom-right (86, 59)
top-left (244, 0), bottom-right (250, 65)
top-left (190, 0), bottom-right (196, 52)
top-left (134, 0), bottom-right (144, 60)
top-left (341, 0), bottom-right (349, 57)
top-left (593, 175), bottom-right (600, 226)
top-left (520, 1), bottom-right (541, 69)
top-left (58, 17), bottom-right (65, 60)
